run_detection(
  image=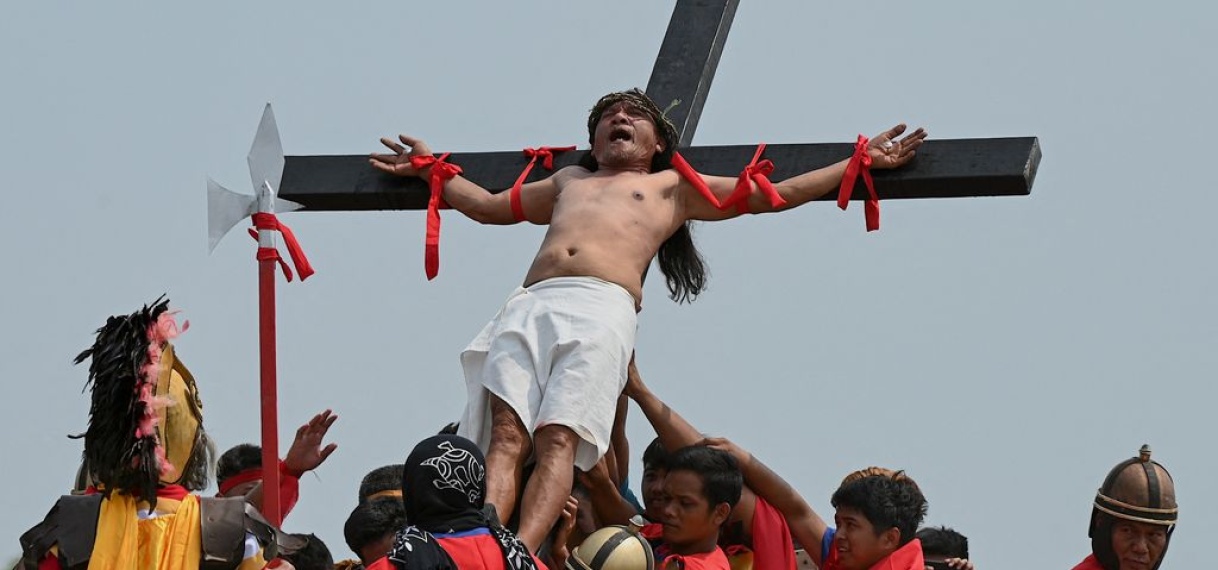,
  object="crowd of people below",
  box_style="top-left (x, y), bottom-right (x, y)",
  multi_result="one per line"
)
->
top-left (15, 299), bottom-right (1176, 570)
